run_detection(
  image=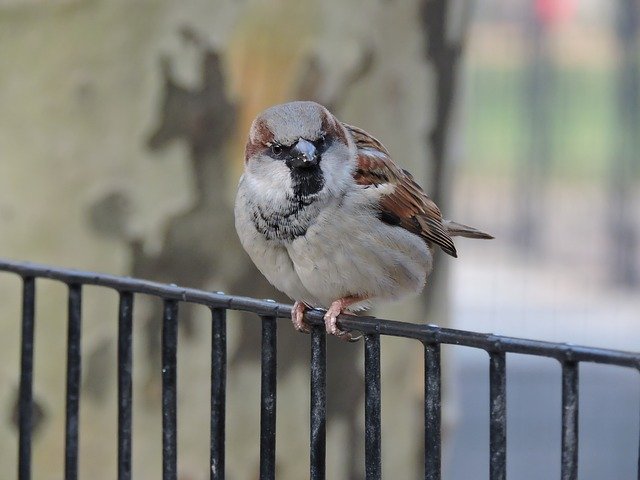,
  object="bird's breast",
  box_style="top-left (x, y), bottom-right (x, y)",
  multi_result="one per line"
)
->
top-left (249, 195), bottom-right (321, 242)
top-left (285, 197), bottom-right (433, 305)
